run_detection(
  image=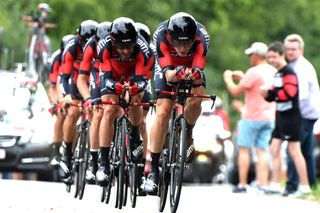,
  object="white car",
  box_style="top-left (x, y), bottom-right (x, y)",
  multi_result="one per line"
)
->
top-left (0, 70), bottom-right (55, 181)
